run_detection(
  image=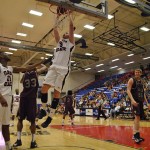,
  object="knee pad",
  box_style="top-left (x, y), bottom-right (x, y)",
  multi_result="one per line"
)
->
top-left (41, 93), bottom-right (48, 103)
top-left (51, 98), bottom-right (59, 109)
